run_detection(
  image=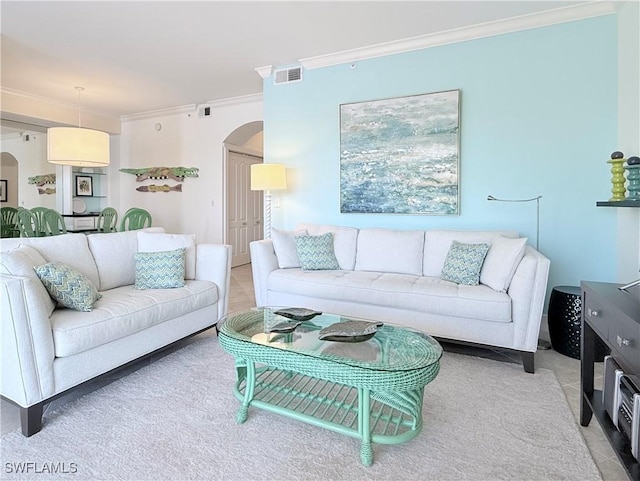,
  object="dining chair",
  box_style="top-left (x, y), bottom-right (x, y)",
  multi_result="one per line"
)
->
top-left (96, 207), bottom-right (118, 233)
top-left (30, 207), bottom-right (50, 237)
top-left (1, 206), bottom-right (19, 238)
top-left (44, 209), bottom-right (67, 236)
top-left (119, 208), bottom-right (152, 231)
top-left (16, 207), bottom-right (37, 237)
